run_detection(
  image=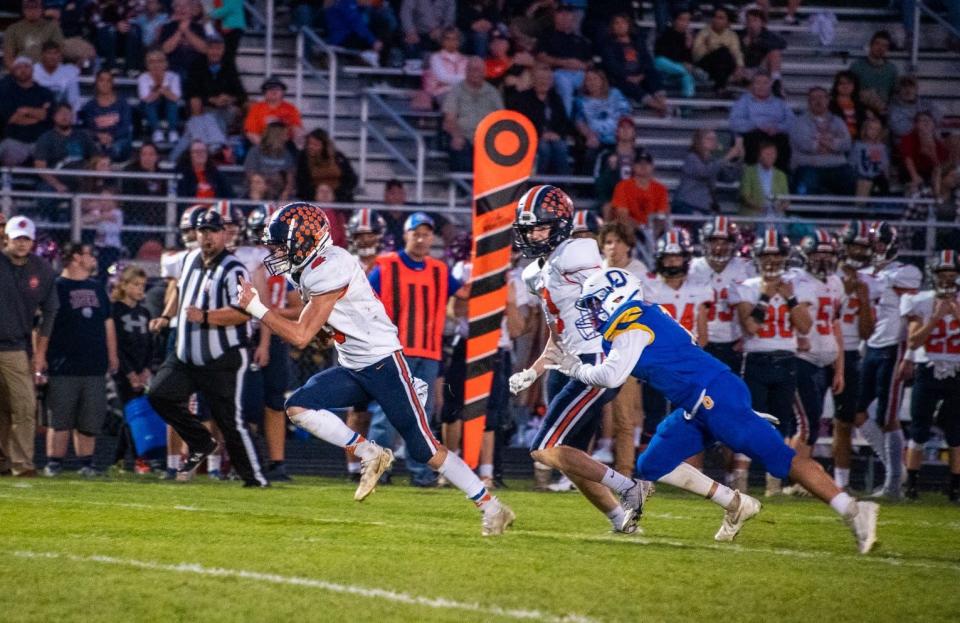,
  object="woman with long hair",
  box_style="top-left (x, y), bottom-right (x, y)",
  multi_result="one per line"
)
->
top-left (244, 121), bottom-right (296, 200)
top-left (574, 67), bottom-right (632, 170)
top-left (829, 70), bottom-right (868, 139)
top-left (295, 127), bottom-right (358, 202)
top-left (176, 140), bottom-right (232, 199)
